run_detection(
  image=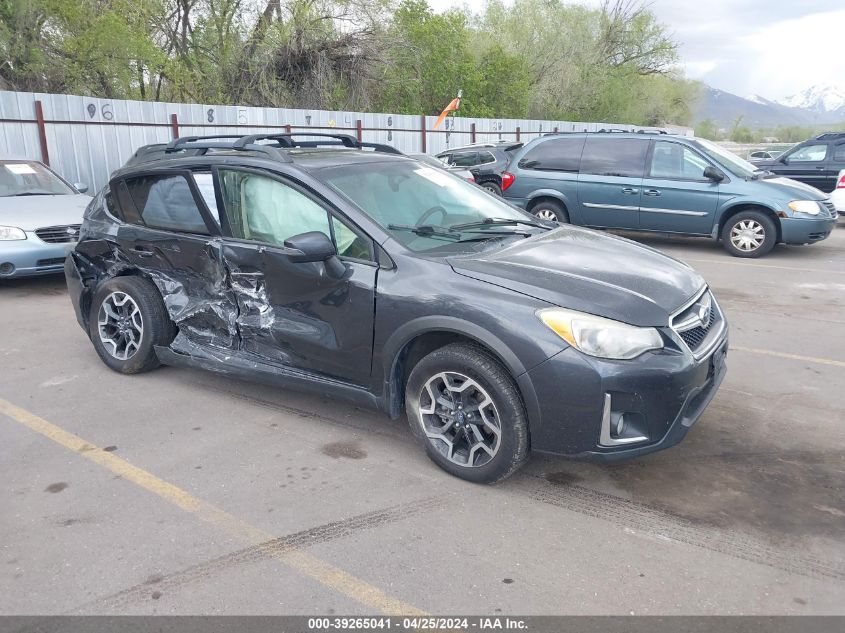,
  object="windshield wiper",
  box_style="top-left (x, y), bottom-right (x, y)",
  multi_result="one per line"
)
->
top-left (7, 191), bottom-right (56, 197)
top-left (388, 224), bottom-right (460, 240)
top-left (447, 217), bottom-right (547, 231)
